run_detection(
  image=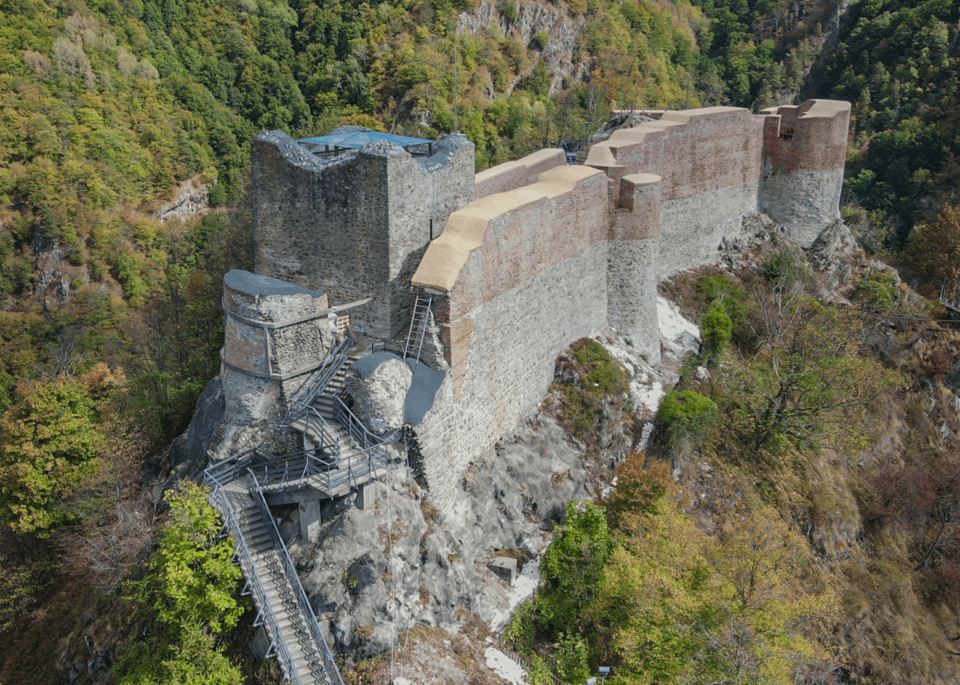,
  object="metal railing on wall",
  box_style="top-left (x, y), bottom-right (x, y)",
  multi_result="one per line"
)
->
top-left (284, 335), bottom-right (354, 425)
